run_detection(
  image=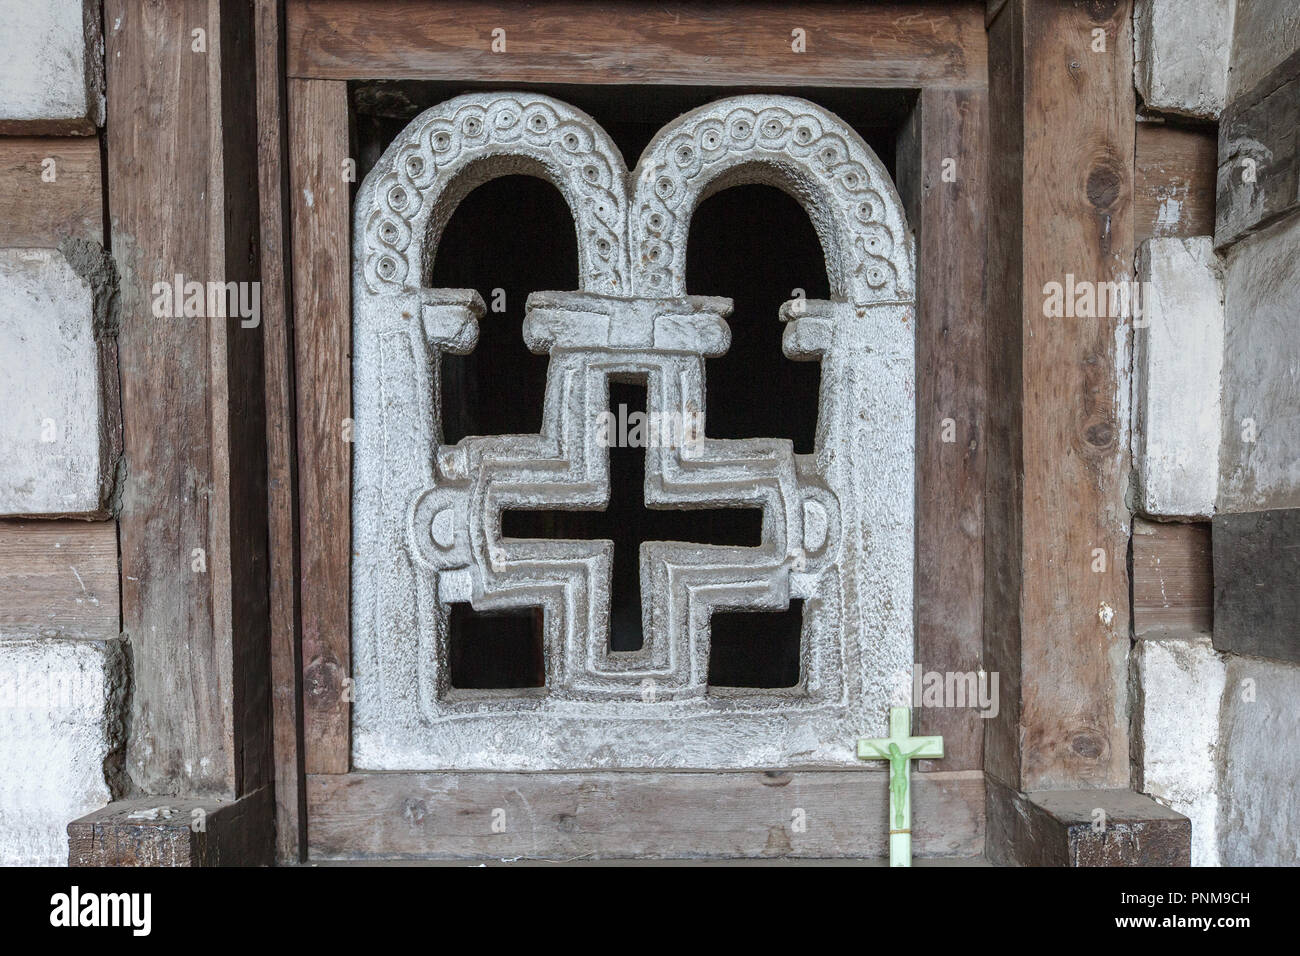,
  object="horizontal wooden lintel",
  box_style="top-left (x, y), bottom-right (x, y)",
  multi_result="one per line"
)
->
top-left (287, 0), bottom-right (987, 88)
